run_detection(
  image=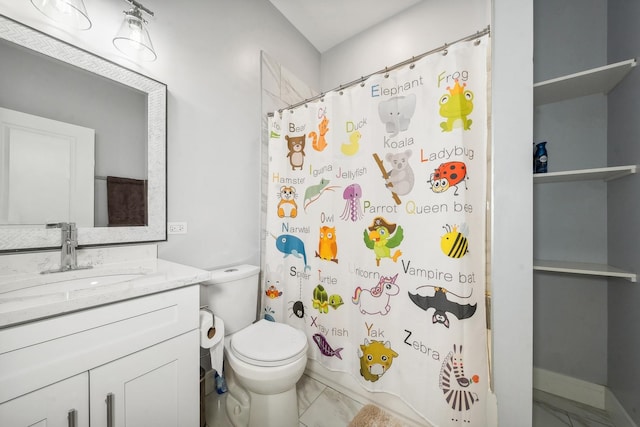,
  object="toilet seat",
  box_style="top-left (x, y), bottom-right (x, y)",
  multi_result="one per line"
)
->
top-left (230, 319), bottom-right (307, 367)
